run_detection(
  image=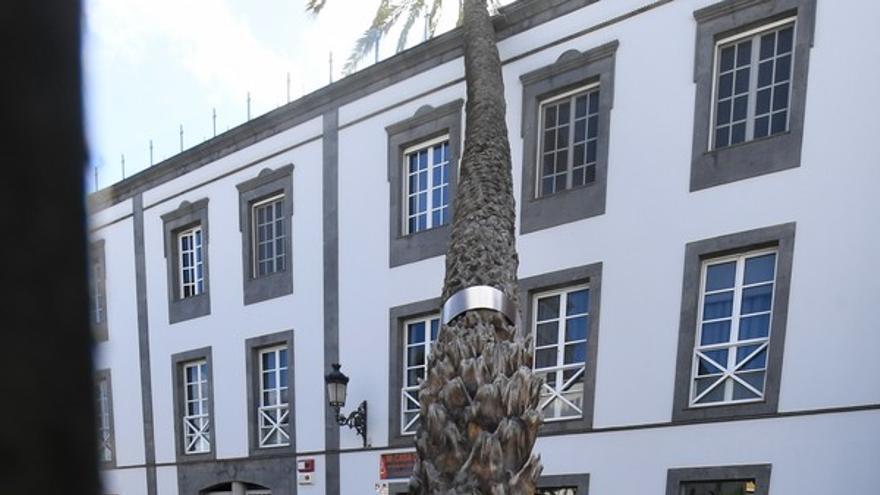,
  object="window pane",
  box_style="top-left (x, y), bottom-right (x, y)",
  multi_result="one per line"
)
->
top-left (430, 318), bottom-right (439, 340)
top-left (705, 262), bottom-right (736, 291)
top-left (718, 73), bottom-right (733, 98)
top-left (697, 356), bottom-right (723, 376)
top-left (407, 346), bottom-right (425, 367)
top-left (739, 313), bottom-right (770, 340)
top-left (760, 32), bottom-right (775, 60)
top-left (564, 342), bottom-right (586, 364)
top-left (703, 291), bottom-right (733, 320)
top-left (741, 284), bottom-right (773, 314)
top-left (565, 316), bottom-right (588, 342)
top-left (720, 46), bottom-right (735, 71)
top-left (537, 295), bottom-right (560, 321)
top-left (777, 26), bottom-right (794, 54)
top-left (702, 348), bottom-right (729, 369)
top-left (535, 321), bottom-right (558, 346)
top-left (736, 345), bottom-right (767, 370)
top-left (771, 110), bottom-right (787, 134)
top-left (588, 90), bottom-right (599, 113)
top-left (701, 320), bottom-right (731, 346)
top-left (407, 321), bottom-right (425, 344)
top-left (535, 348), bottom-right (557, 368)
top-left (731, 122), bottom-right (746, 144)
top-left (716, 99), bottom-right (731, 125)
top-left (736, 40), bottom-right (751, 67)
top-left (744, 254), bottom-right (776, 284)
top-left (566, 289), bottom-right (589, 315)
